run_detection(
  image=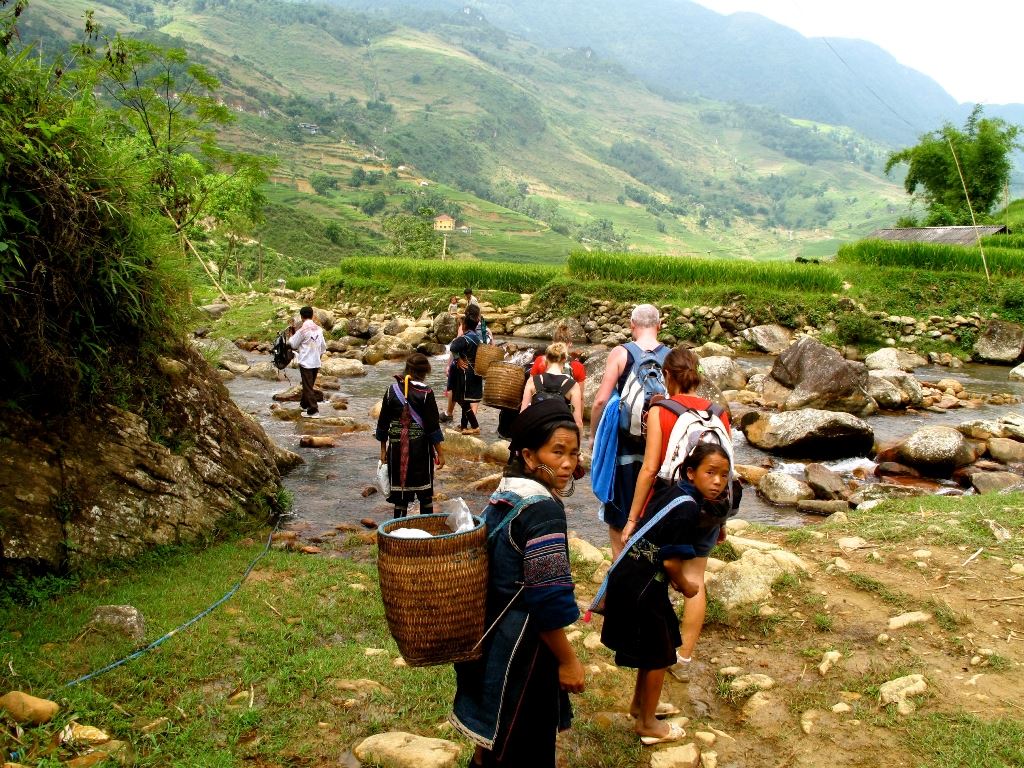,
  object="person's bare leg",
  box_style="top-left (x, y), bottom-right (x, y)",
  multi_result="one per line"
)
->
top-left (609, 524), bottom-right (624, 559)
top-left (628, 670), bottom-right (644, 718)
top-left (633, 668), bottom-right (670, 739)
top-left (679, 558), bottom-right (709, 659)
